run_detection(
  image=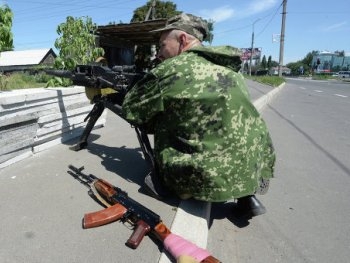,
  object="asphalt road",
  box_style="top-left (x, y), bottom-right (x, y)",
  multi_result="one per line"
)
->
top-left (207, 78), bottom-right (350, 263)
